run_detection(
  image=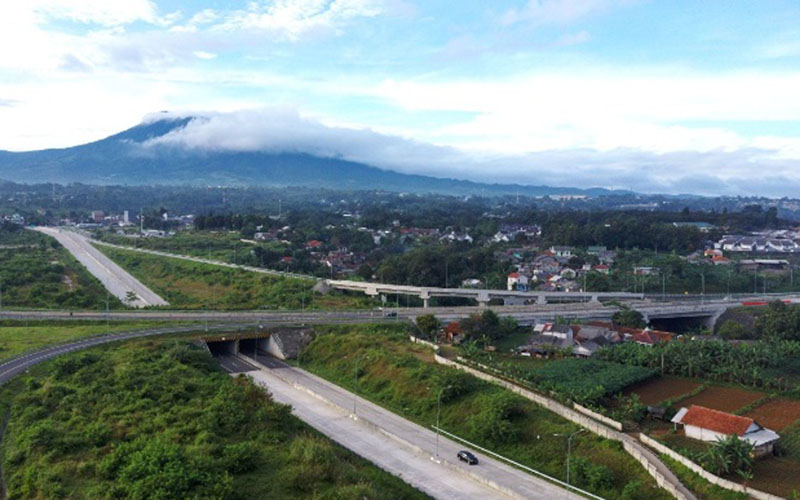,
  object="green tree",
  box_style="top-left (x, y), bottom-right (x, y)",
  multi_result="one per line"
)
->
top-left (612, 307), bottom-right (646, 329)
top-left (415, 314), bottom-right (440, 339)
top-left (717, 320), bottom-right (748, 340)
